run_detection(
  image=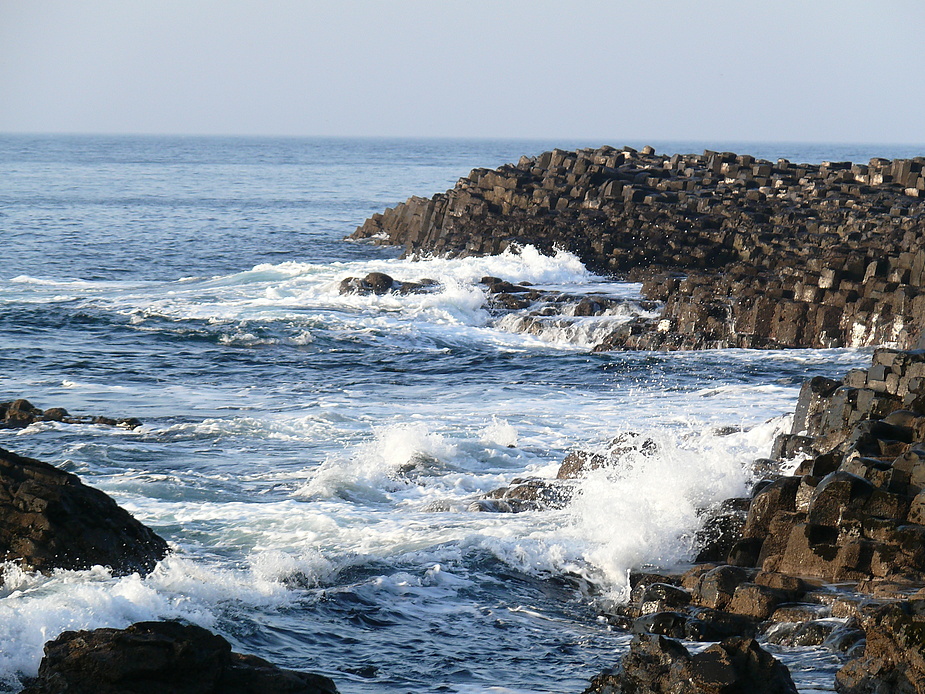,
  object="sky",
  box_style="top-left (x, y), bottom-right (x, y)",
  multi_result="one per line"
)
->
top-left (1, 0), bottom-right (923, 143)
